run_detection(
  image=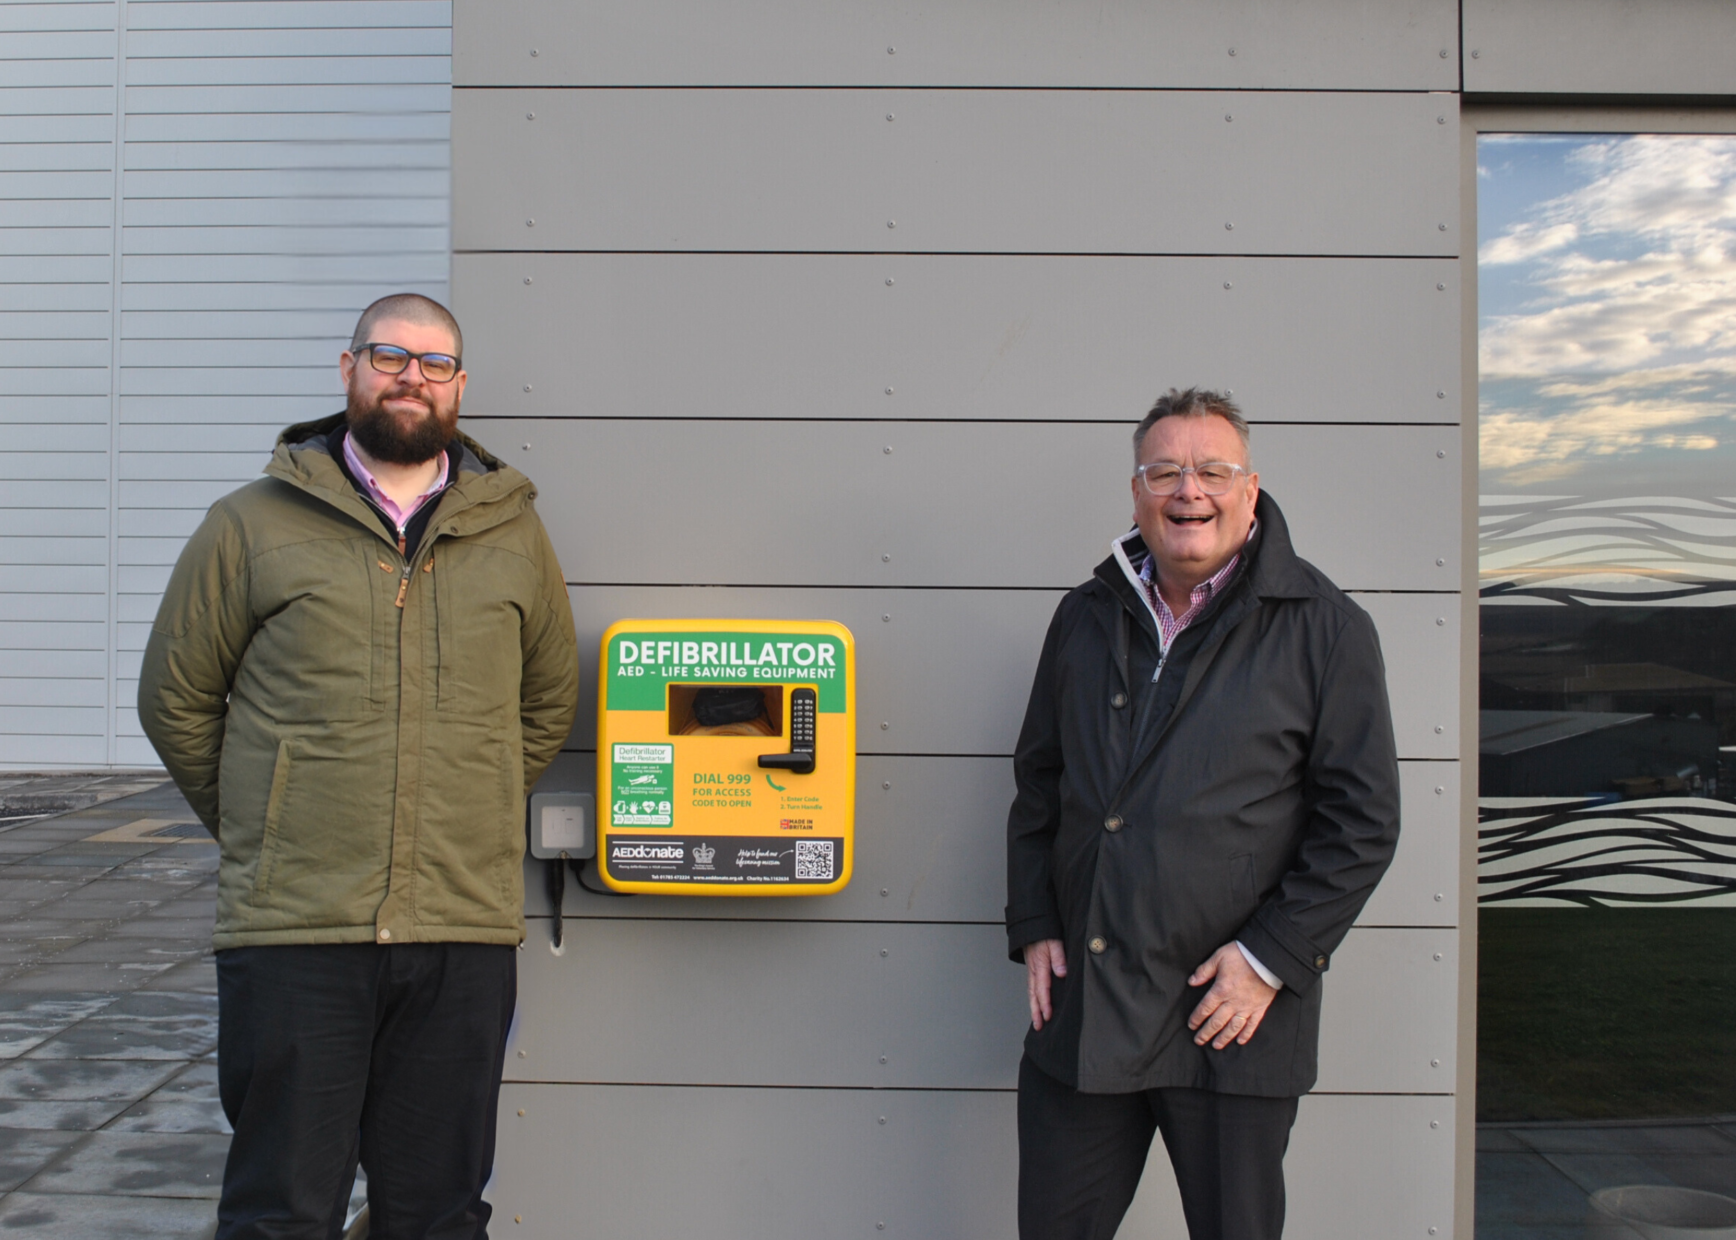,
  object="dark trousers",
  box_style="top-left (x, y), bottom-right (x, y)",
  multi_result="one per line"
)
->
top-left (215, 943), bottom-right (517, 1240)
top-left (1017, 1055), bottom-right (1299, 1240)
